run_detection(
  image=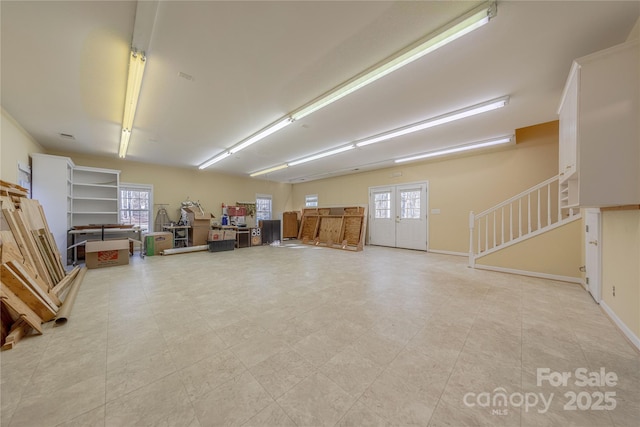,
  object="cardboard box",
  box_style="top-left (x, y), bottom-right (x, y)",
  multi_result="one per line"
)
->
top-left (144, 232), bottom-right (173, 256)
top-left (208, 229), bottom-right (224, 241)
top-left (85, 240), bottom-right (129, 269)
top-left (223, 229), bottom-right (237, 240)
top-left (183, 207), bottom-right (214, 246)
